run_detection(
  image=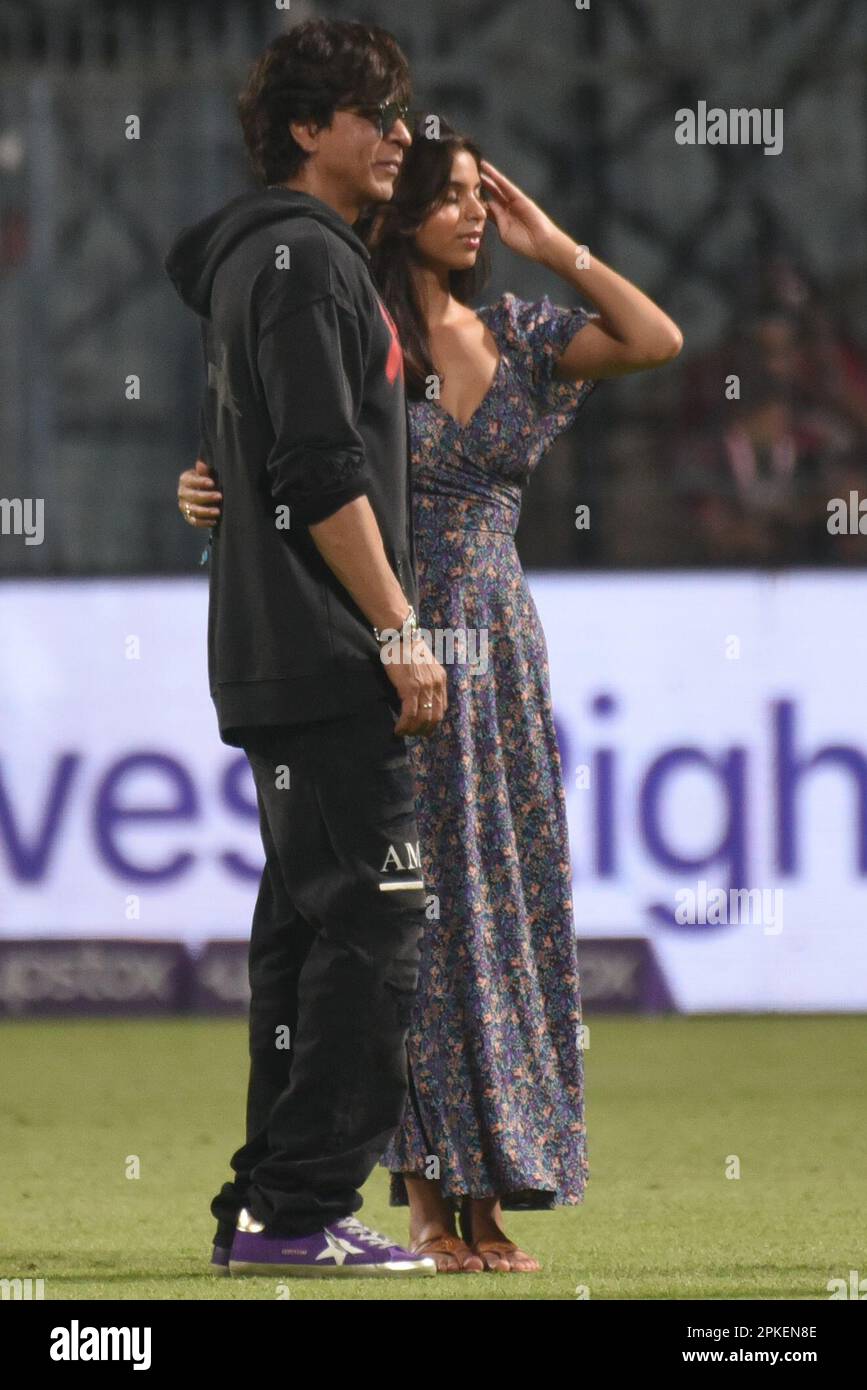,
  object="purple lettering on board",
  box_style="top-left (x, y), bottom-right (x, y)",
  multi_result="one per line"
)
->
top-left (219, 756), bottom-right (263, 880)
top-left (0, 754), bottom-right (80, 881)
top-left (93, 753), bottom-right (197, 882)
top-left (640, 746), bottom-right (746, 929)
